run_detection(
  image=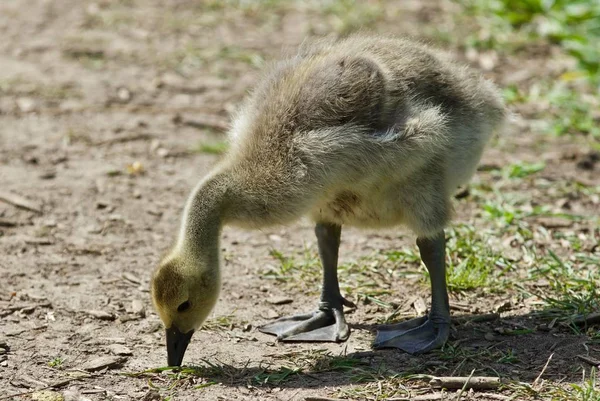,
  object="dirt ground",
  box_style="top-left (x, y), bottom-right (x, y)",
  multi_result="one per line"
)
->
top-left (1, 1), bottom-right (599, 400)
